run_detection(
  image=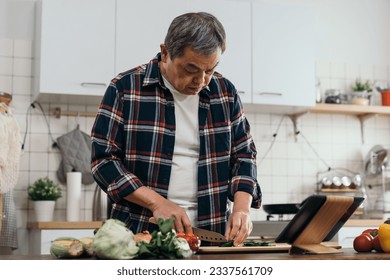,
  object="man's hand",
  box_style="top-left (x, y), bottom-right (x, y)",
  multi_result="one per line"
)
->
top-left (150, 199), bottom-right (193, 234)
top-left (125, 186), bottom-right (193, 234)
top-left (225, 191), bottom-right (253, 246)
